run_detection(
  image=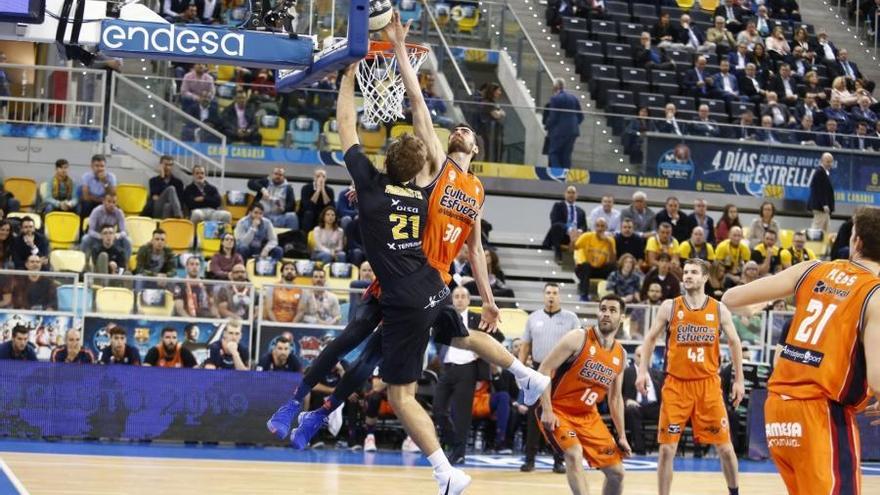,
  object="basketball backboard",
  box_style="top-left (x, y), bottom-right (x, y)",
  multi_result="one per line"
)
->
top-left (0, 0), bottom-right (368, 89)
